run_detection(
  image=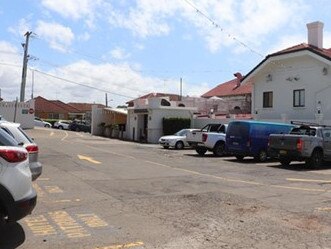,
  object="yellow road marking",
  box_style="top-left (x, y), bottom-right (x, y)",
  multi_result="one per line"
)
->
top-left (61, 131), bottom-right (69, 141)
top-left (78, 154), bottom-right (101, 164)
top-left (54, 199), bottom-right (81, 203)
top-left (286, 178), bottom-right (331, 183)
top-left (24, 215), bottom-right (57, 236)
top-left (50, 131), bottom-right (54, 136)
top-left (75, 143), bottom-right (330, 193)
top-left (271, 185), bottom-right (326, 192)
top-left (37, 177), bottom-right (50, 181)
top-left (49, 210), bottom-right (90, 238)
top-left (32, 183), bottom-right (45, 197)
top-left (95, 241), bottom-right (144, 249)
top-left (44, 185), bottom-right (64, 193)
top-left (316, 207), bottom-right (331, 212)
top-left (77, 213), bottom-right (108, 228)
